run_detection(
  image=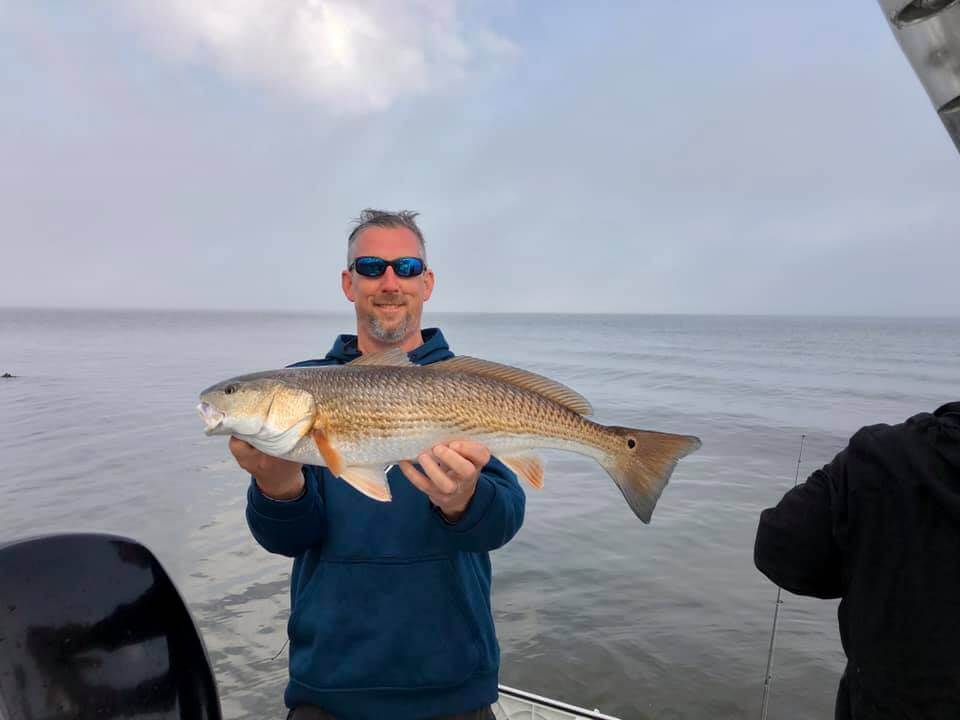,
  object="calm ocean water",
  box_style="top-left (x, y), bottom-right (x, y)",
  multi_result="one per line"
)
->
top-left (1, 310), bottom-right (957, 719)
